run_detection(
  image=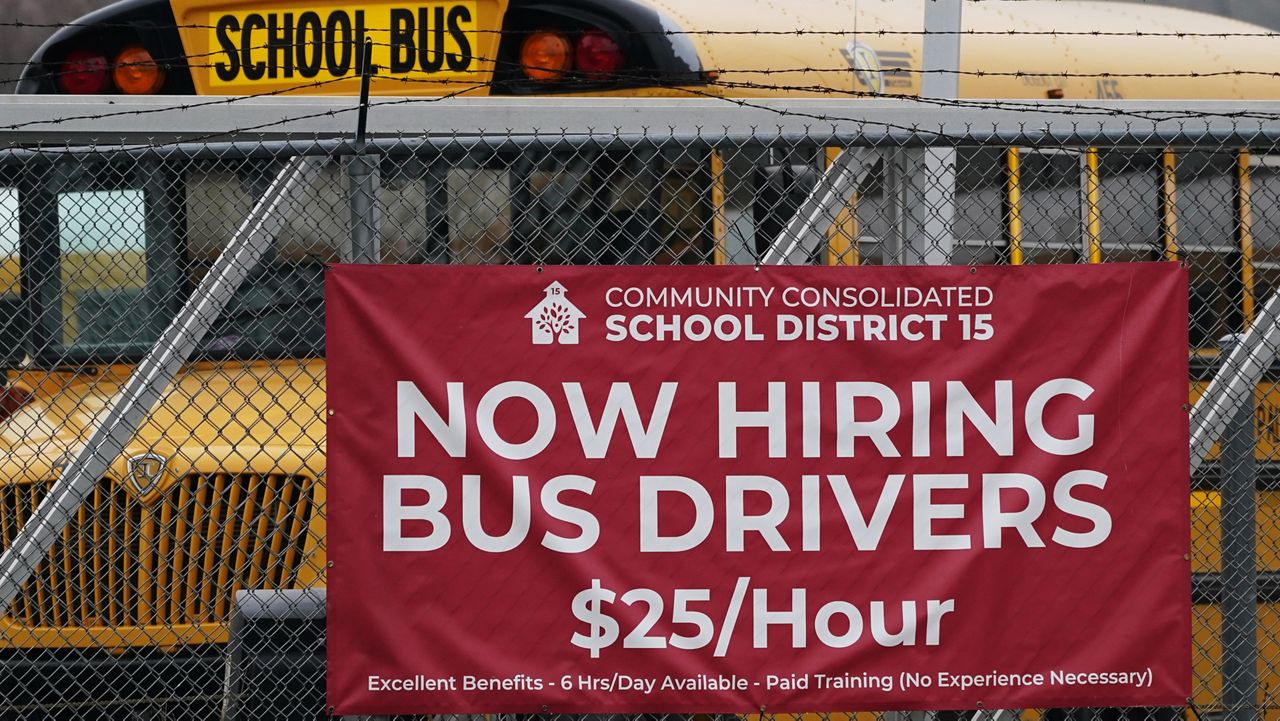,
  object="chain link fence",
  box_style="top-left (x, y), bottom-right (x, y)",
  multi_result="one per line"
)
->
top-left (0, 97), bottom-right (1277, 720)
